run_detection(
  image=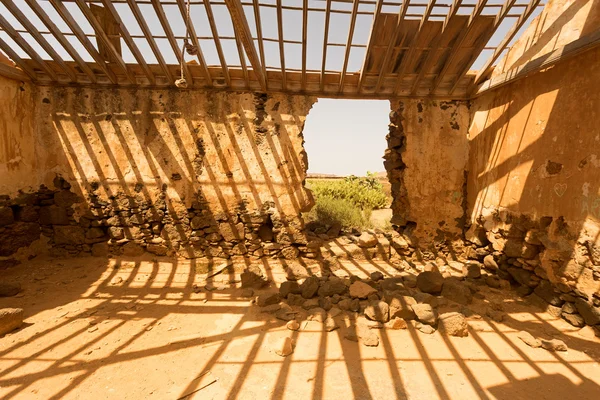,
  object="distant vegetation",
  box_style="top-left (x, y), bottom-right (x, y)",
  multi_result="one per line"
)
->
top-left (304, 173), bottom-right (390, 230)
